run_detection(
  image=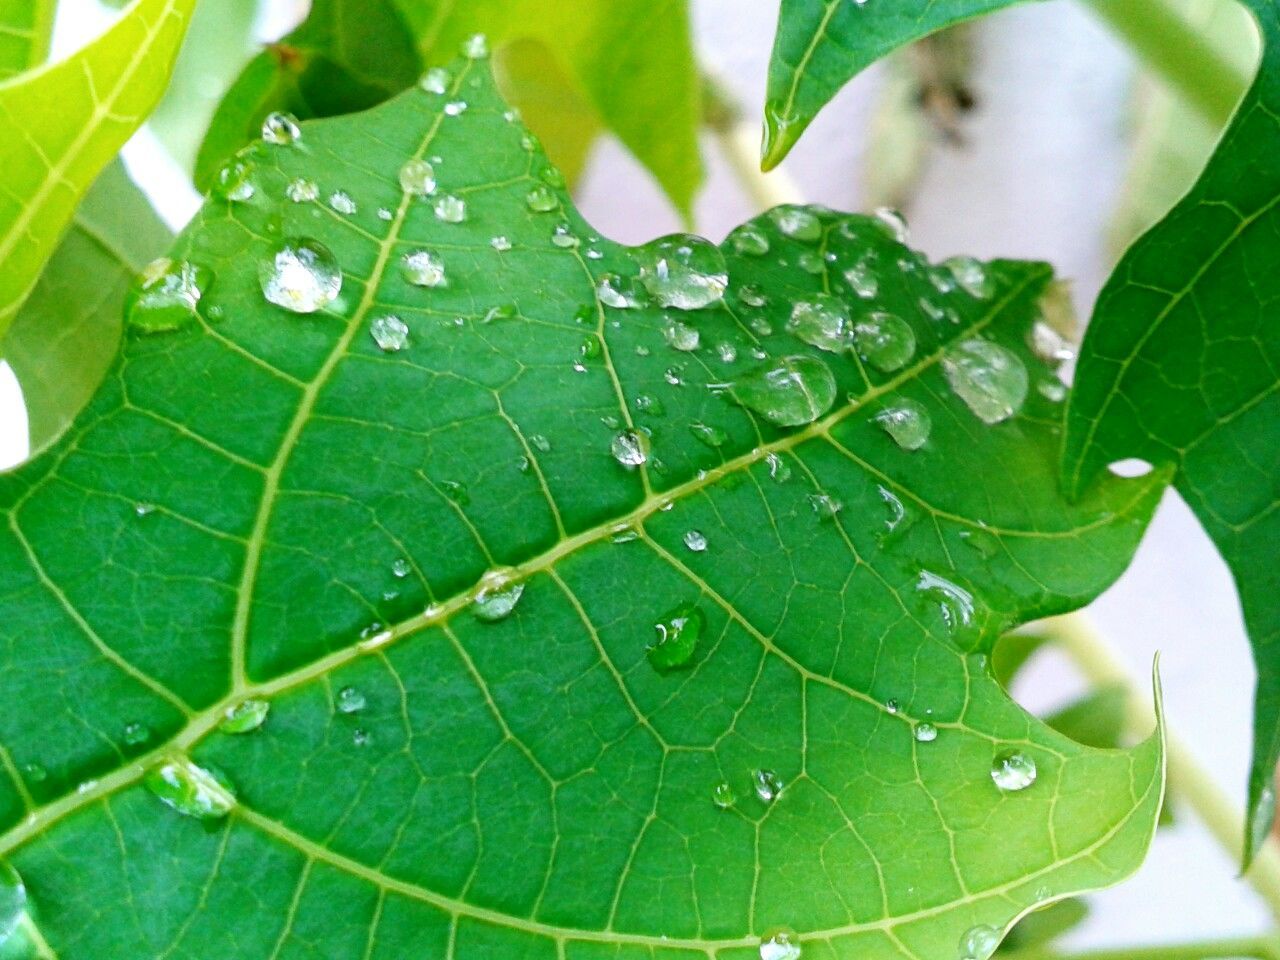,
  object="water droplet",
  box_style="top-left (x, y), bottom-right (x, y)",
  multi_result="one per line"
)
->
top-left (878, 485), bottom-right (907, 535)
top-left (352, 728), bottom-right (372, 747)
top-left (729, 224), bottom-right (769, 256)
top-left (491, 235), bottom-right (512, 252)
top-left (738, 284), bottom-right (768, 308)
top-left (733, 355), bottom-right (836, 427)
top-left (759, 927), bottom-right (801, 960)
top-left (634, 393), bottom-right (666, 417)
top-left (689, 422), bottom-right (727, 448)
top-left (946, 256), bottom-right (993, 298)
top-left (440, 479), bottom-right (470, 505)
top-left (336, 686), bottom-right (367, 714)
top-left (123, 721), bottom-right (150, 746)
top-left (769, 205), bottom-right (822, 242)
top-left (959, 924), bottom-right (1000, 960)
top-left (1037, 378), bottom-right (1067, 403)
top-left (885, 698), bottom-right (900, 714)
top-left (942, 339), bottom-right (1029, 424)
top-left (262, 111), bottom-right (301, 145)
top-left (610, 524), bottom-right (640, 544)
top-left (874, 398), bottom-right (931, 451)
top-left (843, 257), bottom-right (879, 298)
top-left (444, 100), bottom-right (468, 117)
top-left (648, 603), bottom-right (702, 671)
top-left (1030, 320), bottom-right (1076, 364)
top-left (433, 195), bottom-right (466, 223)
top-left (663, 319), bottom-right (700, 352)
top-left (399, 158), bottom-right (437, 196)
top-left (259, 238), bottom-right (341, 313)
top-left (765, 452), bottom-right (792, 482)
top-left (917, 569), bottom-right (975, 634)
top-left (134, 502), bottom-right (156, 517)
top-left (328, 191), bottom-right (357, 215)
top-left (610, 429), bottom-right (650, 468)
top-left (530, 434), bottom-right (552, 452)
top-left (461, 32), bottom-right (489, 58)
top-left (377, 207), bottom-right (394, 221)
top-left (712, 780), bottom-right (737, 809)
top-left (914, 722), bottom-right (938, 743)
top-left (683, 530), bottom-right (708, 552)
top-left (400, 249), bottom-right (446, 288)
top-left (958, 527), bottom-right (999, 558)
top-left (808, 493), bottom-right (843, 519)
top-left (221, 698), bottom-right (270, 734)
top-left (286, 177), bottom-right (318, 202)
top-left (213, 157), bottom-right (255, 202)
top-left (525, 184), bottom-right (558, 212)
top-left (991, 750), bottom-right (1037, 791)
top-left (752, 768), bottom-right (784, 803)
top-left (370, 314), bottom-right (409, 352)
top-left (125, 258), bottom-right (212, 333)
top-left (872, 206), bottom-right (909, 243)
top-left (788, 294), bottom-right (852, 353)
top-left (21, 763), bottom-right (45, 783)
top-left (0, 862), bottom-right (27, 943)
top-left (145, 757), bottom-right (236, 819)
top-left (636, 234), bottom-right (728, 310)
top-left (854, 312), bottom-right (916, 371)
top-left (419, 67), bottom-right (450, 94)
top-left (549, 221), bottom-right (579, 249)
top-left (472, 577), bottom-right (525, 622)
